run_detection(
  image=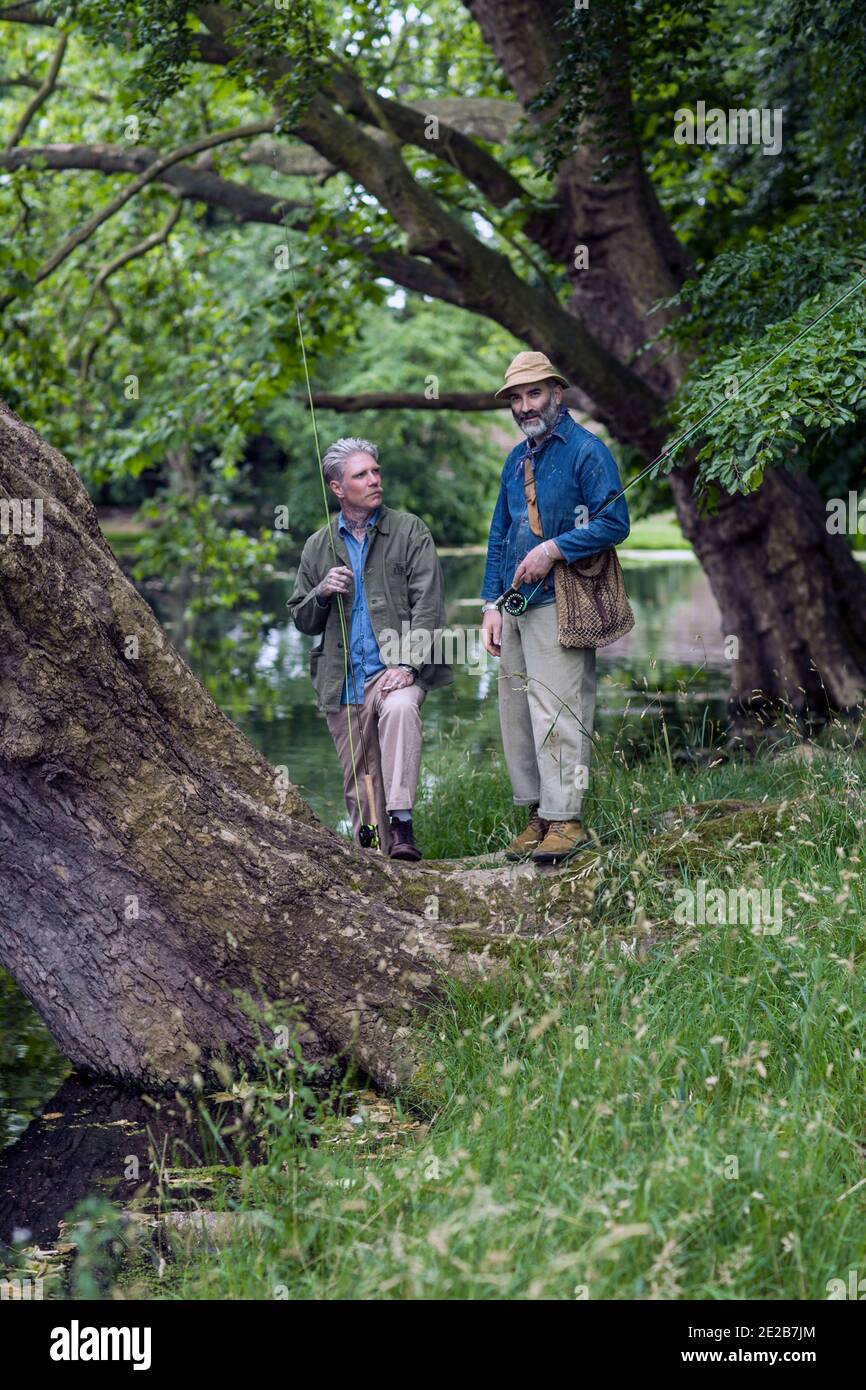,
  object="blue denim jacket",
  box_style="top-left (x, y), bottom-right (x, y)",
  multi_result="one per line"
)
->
top-left (480, 409), bottom-right (631, 607)
top-left (338, 509), bottom-right (385, 704)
